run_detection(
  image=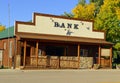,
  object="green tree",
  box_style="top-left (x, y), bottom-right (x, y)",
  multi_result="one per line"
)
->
top-left (94, 0), bottom-right (120, 43)
top-left (90, 0), bottom-right (97, 3)
top-left (90, 0), bottom-right (103, 4)
top-left (90, 0), bottom-right (104, 17)
top-left (114, 43), bottom-right (120, 50)
top-left (61, 12), bottom-right (74, 18)
top-left (78, 0), bottom-right (86, 5)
